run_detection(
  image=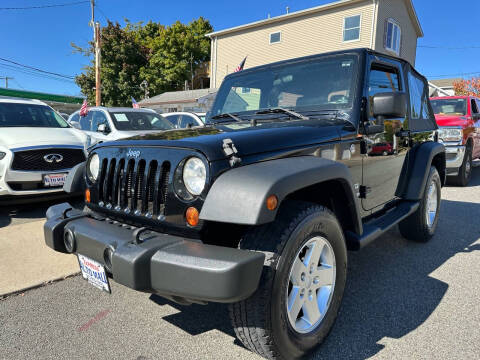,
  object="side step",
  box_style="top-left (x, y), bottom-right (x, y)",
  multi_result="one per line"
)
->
top-left (346, 201), bottom-right (419, 251)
